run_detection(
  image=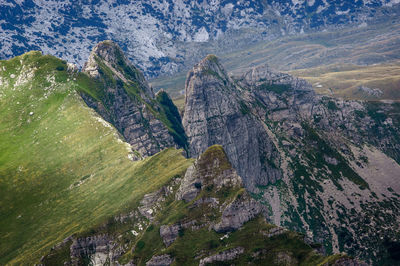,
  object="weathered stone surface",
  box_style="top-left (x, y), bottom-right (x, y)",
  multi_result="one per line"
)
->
top-left (175, 145), bottom-right (266, 233)
top-left (69, 234), bottom-right (123, 266)
top-left (214, 194), bottom-right (265, 233)
top-left (175, 164), bottom-right (200, 202)
top-left (176, 145), bottom-right (242, 202)
top-left (139, 186), bottom-right (171, 220)
top-left (159, 225), bottom-right (180, 247)
top-left (182, 56), bottom-right (282, 191)
top-left (146, 254), bottom-right (173, 266)
top-left (199, 247), bottom-right (244, 266)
